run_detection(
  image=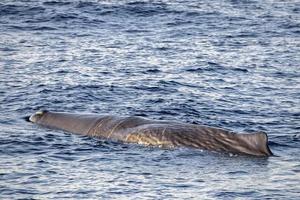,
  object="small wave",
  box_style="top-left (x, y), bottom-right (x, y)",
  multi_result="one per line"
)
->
top-left (0, 47), bottom-right (17, 52)
top-left (50, 13), bottom-right (78, 22)
top-left (0, 5), bottom-right (45, 16)
top-left (75, 1), bottom-right (98, 9)
top-left (185, 65), bottom-right (249, 74)
top-left (186, 67), bottom-right (205, 73)
top-left (6, 25), bottom-right (57, 31)
top-left (32, 26), bottom-right (57, 31)
top-left (43, 1), bottom-right (72, 6)
top-left (132, 85), bottom-right (164, 92)
top-left (145, 69), bottom-right (161, 73)
top-left (0, 4), bottom-right (24, 16)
